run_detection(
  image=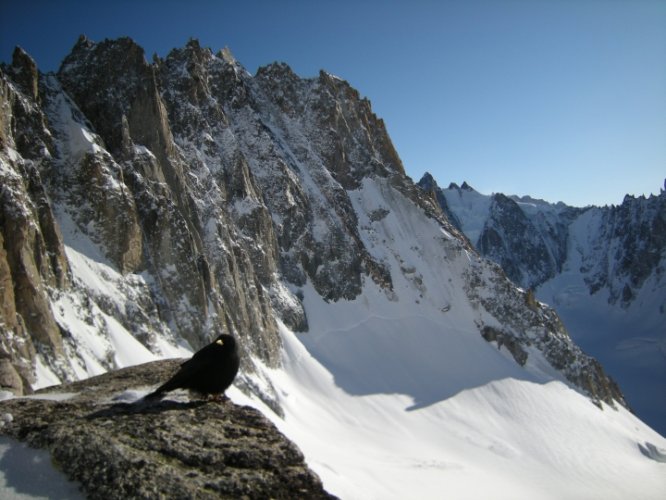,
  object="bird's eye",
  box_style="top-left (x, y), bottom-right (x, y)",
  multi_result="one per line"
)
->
top-left (215, 339), bottom-right (225, 346)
